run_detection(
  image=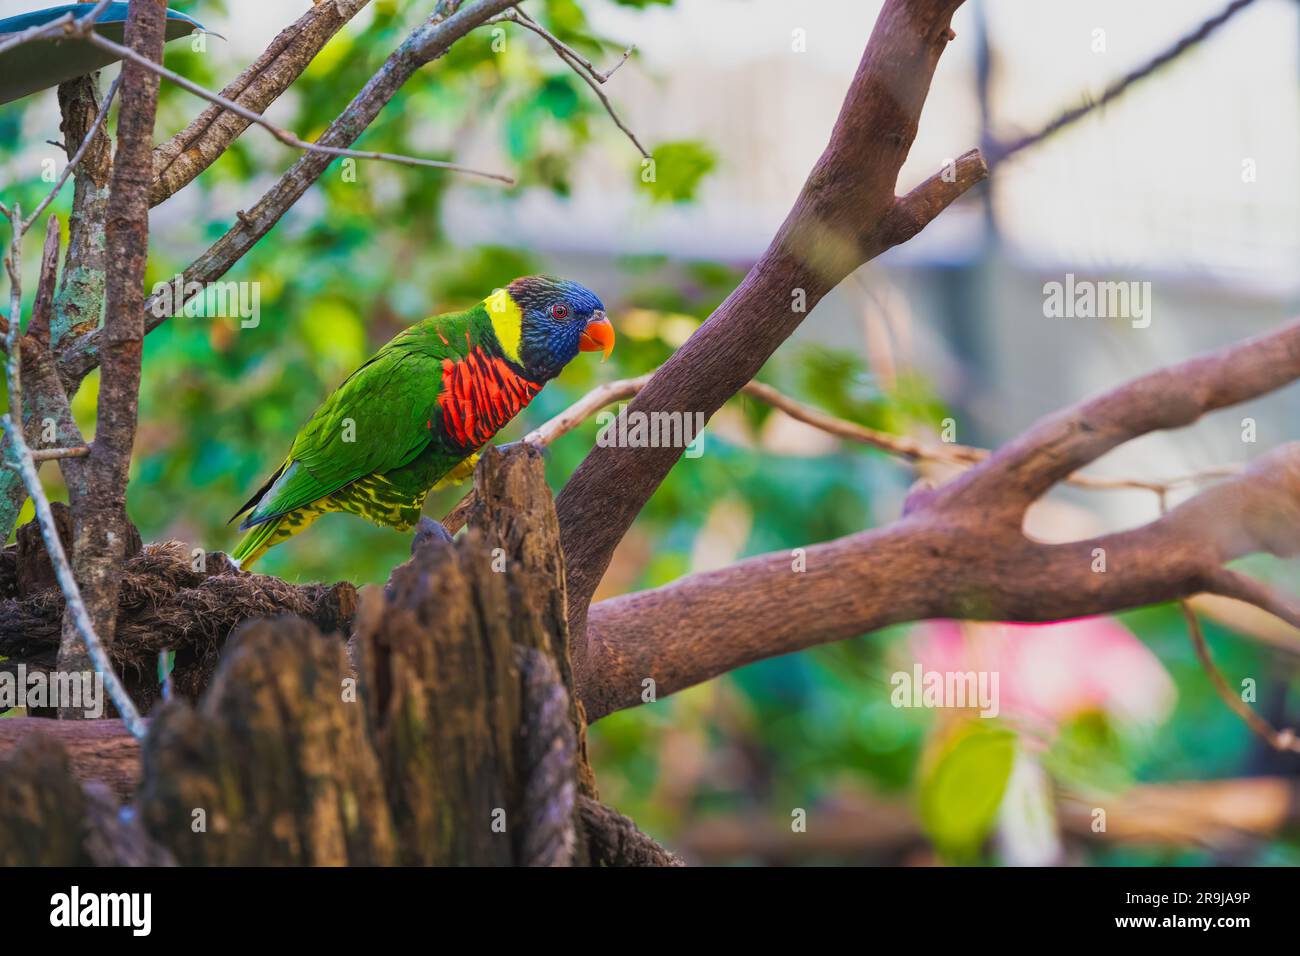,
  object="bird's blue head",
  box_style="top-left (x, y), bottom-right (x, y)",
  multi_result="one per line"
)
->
top-left (495, 276), bottom-right (614, 382)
